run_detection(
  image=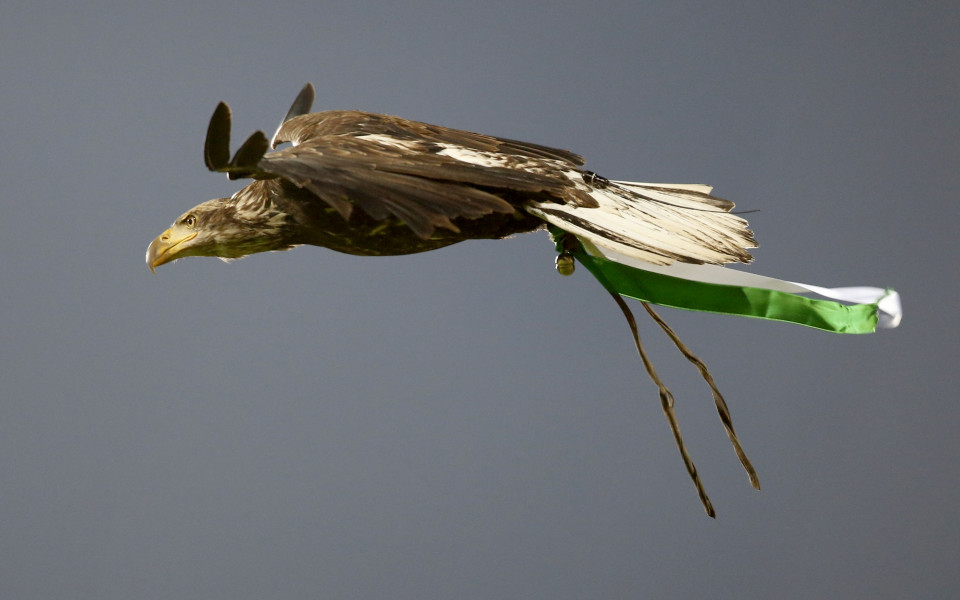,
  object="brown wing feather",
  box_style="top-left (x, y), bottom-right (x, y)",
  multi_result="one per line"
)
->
top-left (260, 112), bottom-right (595, 238)
top-left (208, 104), bottom-right (591, 239)
top-left (262, 147), bottom-right (521, 238)
top-left (274, 111), bottom-right (585, 166)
